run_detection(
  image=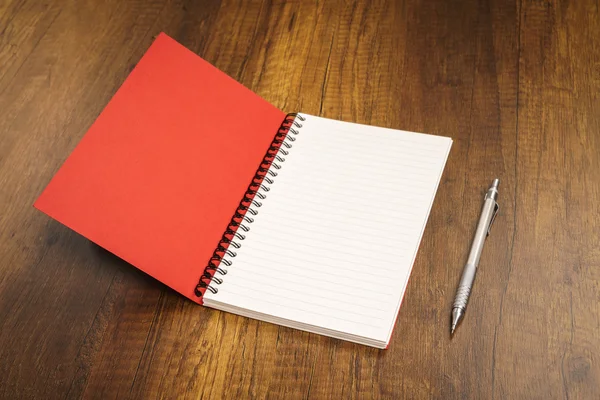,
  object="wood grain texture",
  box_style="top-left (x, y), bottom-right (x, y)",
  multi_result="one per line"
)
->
top-left (0, 0), bottom-right (598, 398)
